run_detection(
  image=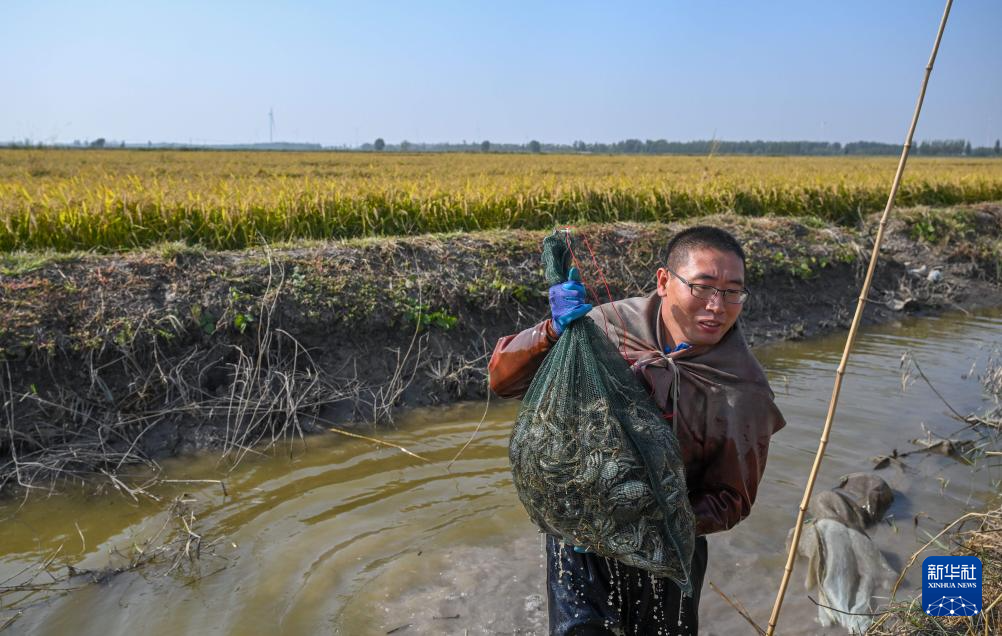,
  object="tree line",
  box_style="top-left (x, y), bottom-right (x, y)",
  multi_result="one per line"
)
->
top-left (569, 138), bottom-right (999, 157)
top-left (7, 137), bottom-right (1001, 157)
top-left (364, 137), bottom-right (1001, 157)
